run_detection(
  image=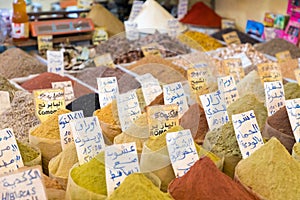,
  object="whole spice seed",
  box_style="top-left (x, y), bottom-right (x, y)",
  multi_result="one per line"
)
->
top-left (0, 91), bottom-right (40, 142)
top-left (0, 75), bottom-right (19, 101)
top-left (0, 48), bottom-right (47, 79)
